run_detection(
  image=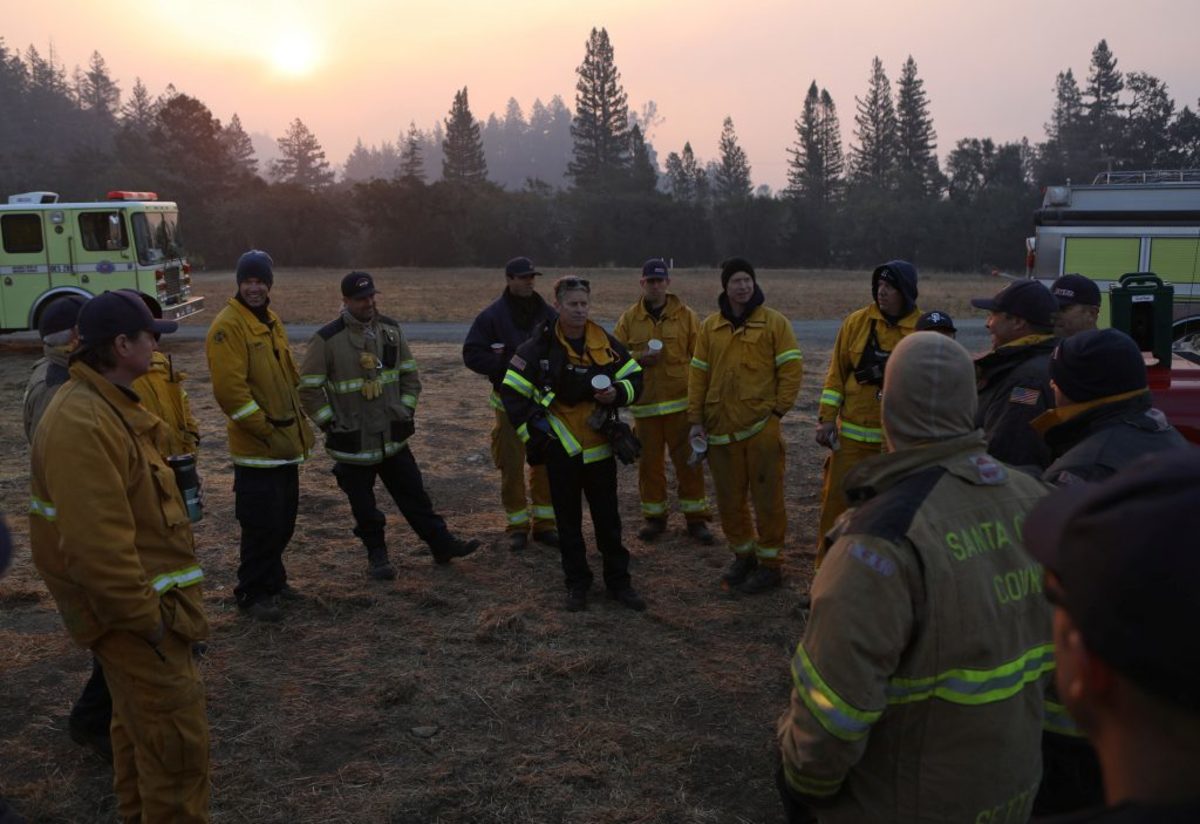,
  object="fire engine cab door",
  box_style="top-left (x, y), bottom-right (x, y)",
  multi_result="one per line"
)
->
top-left (0, 211), bottom-right (51, 330)
top-left (46, 208), bottom-right (137, 294)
